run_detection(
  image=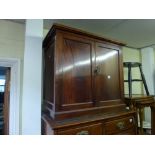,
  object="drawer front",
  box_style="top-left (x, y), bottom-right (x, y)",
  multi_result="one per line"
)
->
top-left (105, 117), bottom-right (135, 134)
top-left (116, 128), bottom-right (136, 135)
top-left (57, 123), bottom-right (103, 135)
